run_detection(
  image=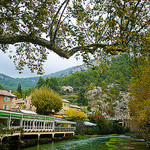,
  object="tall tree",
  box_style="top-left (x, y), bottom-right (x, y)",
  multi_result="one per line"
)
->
top-left (73, 77), bottom-right (81, 87)
top-left (17, 83), bottom-right (22, 96)
top-left (128, 59), bottom-right (150, 136)
top-left (45, 77), bottom-right (59, 92)
top-left (0, 84), bottom-right (4, 90)
top-left (36, 76), bottom-right (45, 89)
top-left (0, 0), bottom-right (149, 74)
top-left (31, 86), bottom-right (62, 115)
top-left (12, 91), bottom-right (22, 99)
top-left (77, 88), bottom-right (88, 106)
top-left (66, 108), bottom-right (86, 135)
